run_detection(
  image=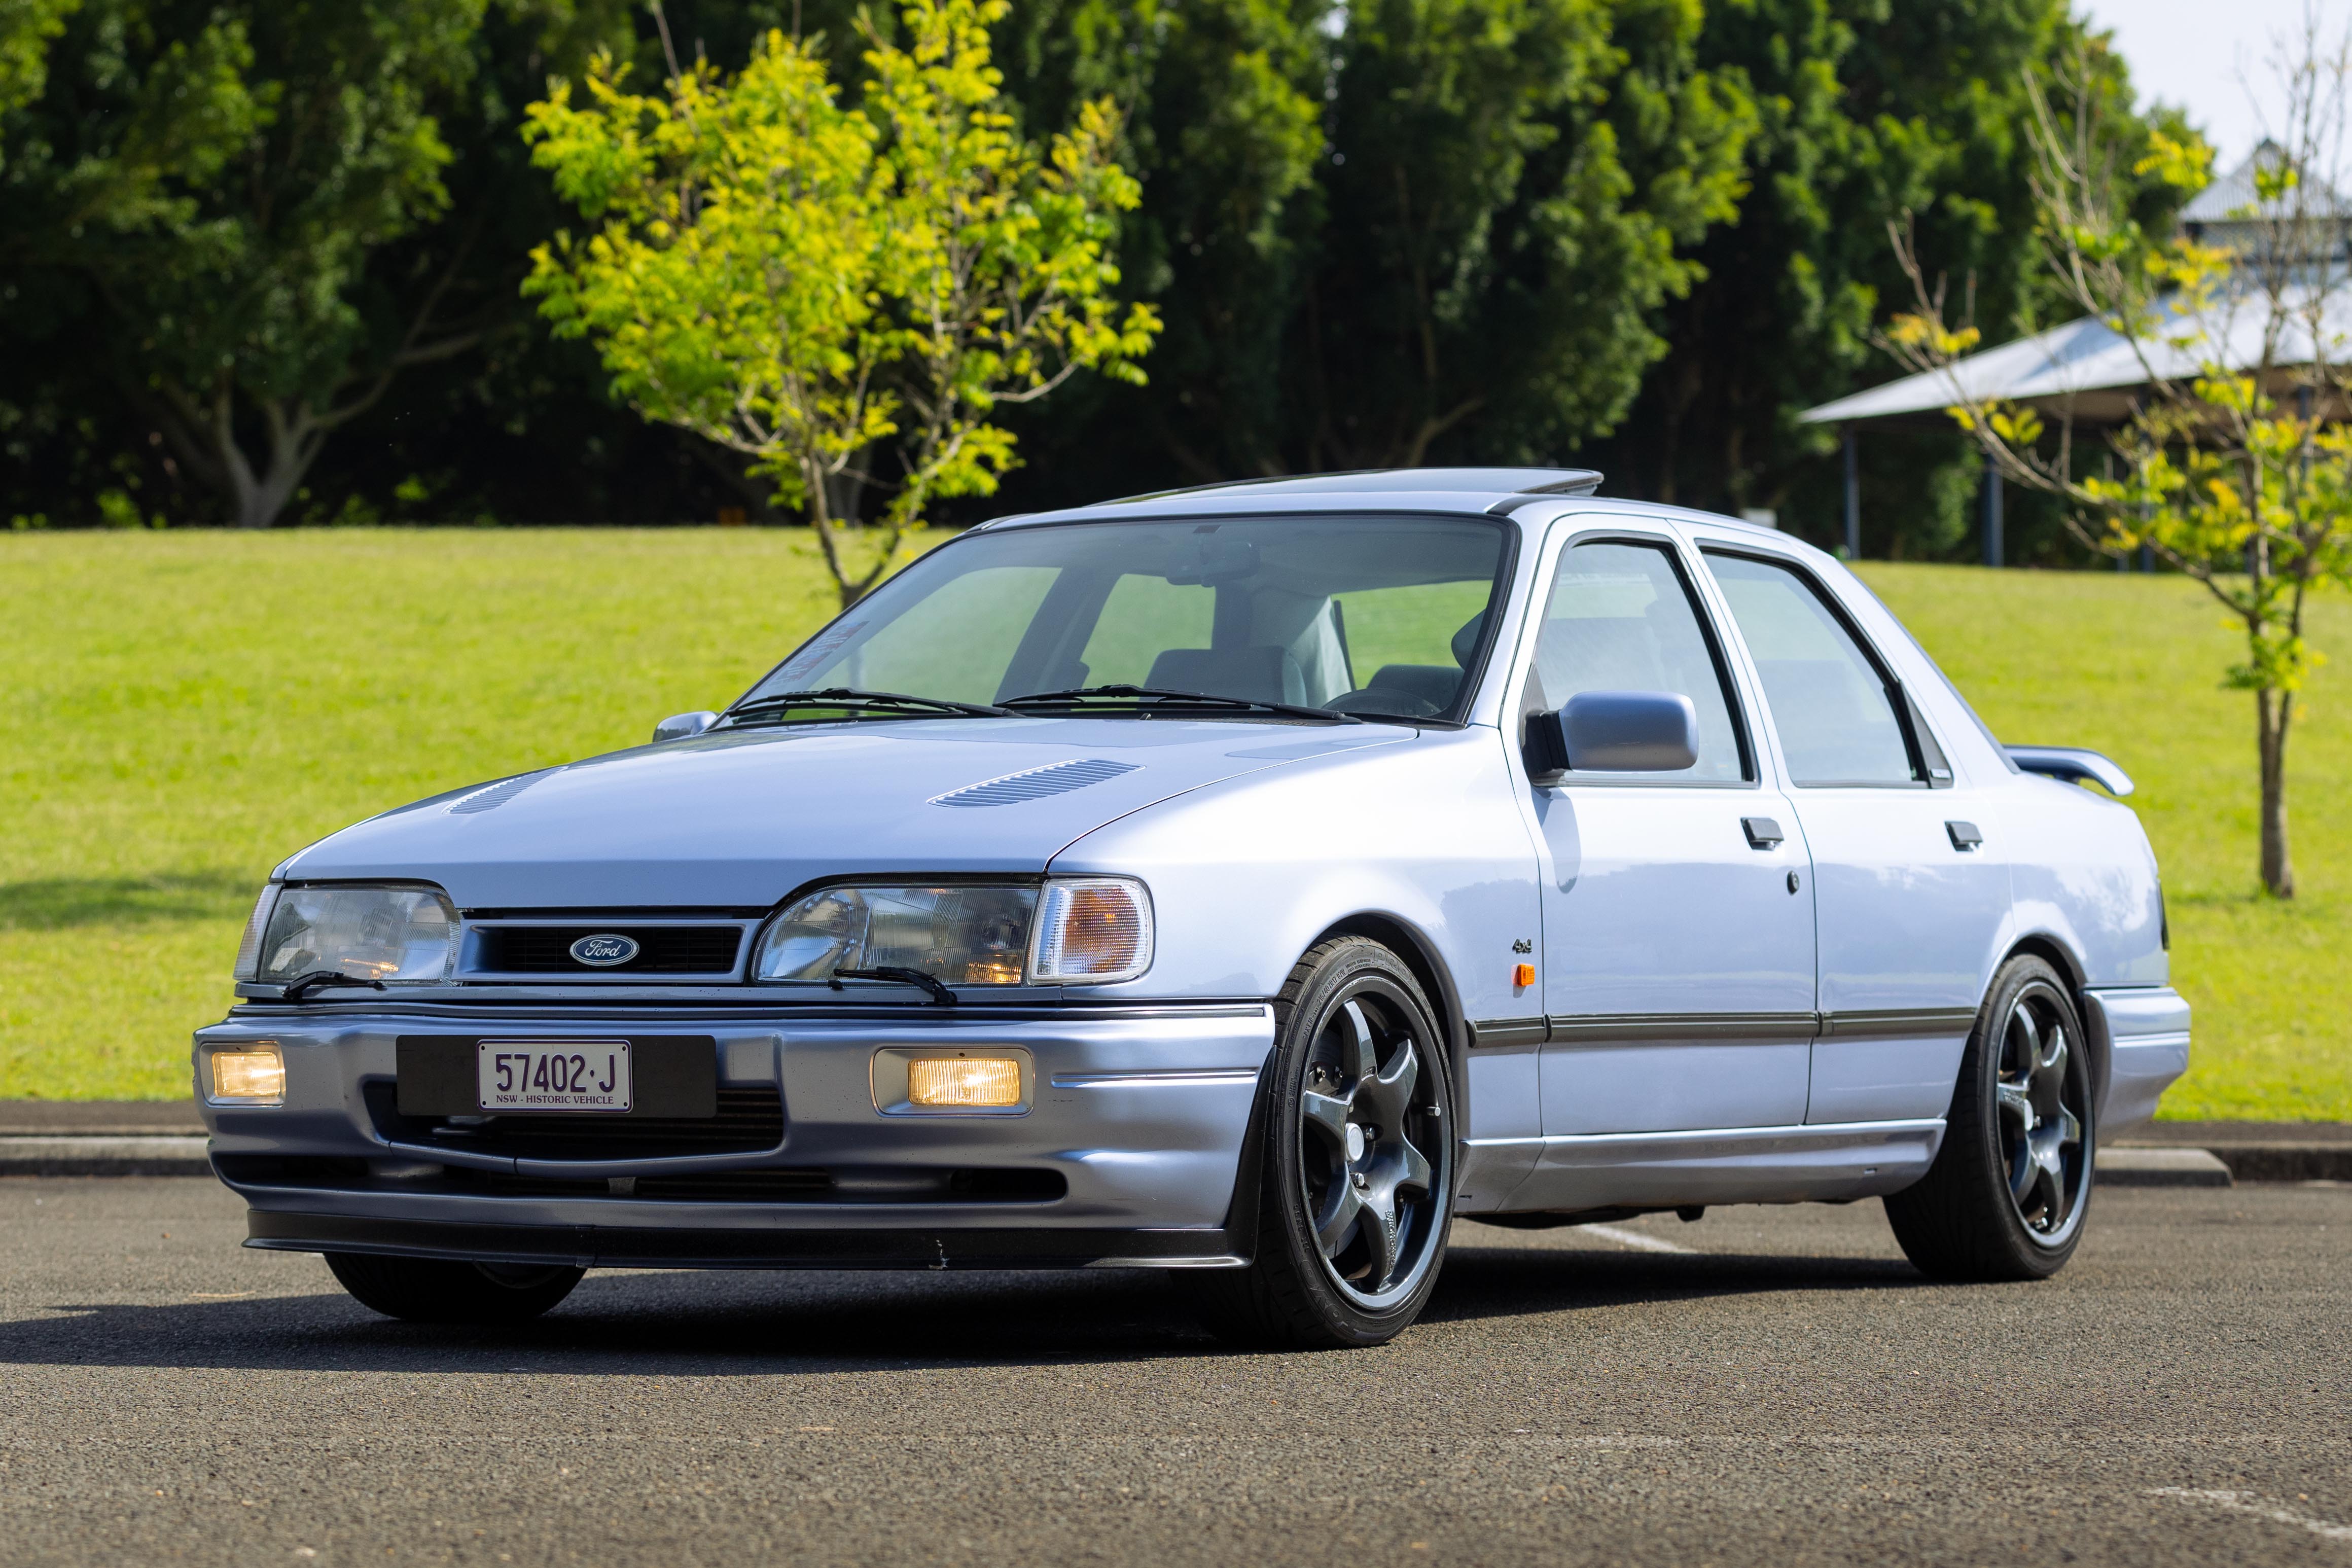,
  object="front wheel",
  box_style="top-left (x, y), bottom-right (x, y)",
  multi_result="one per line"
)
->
top-left (1884, 955), bottom-right (2095, 1280)
top-left (1194, 937), bottom-right (1456, 1349)
top-left (327, 1253), bottom-right (584, 1324)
